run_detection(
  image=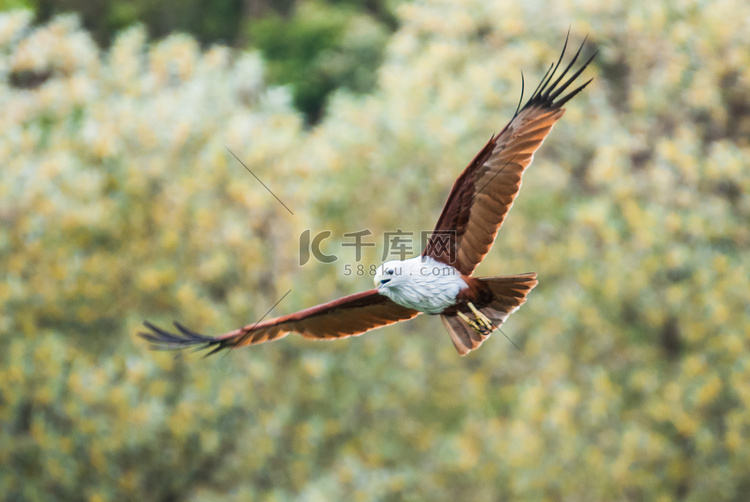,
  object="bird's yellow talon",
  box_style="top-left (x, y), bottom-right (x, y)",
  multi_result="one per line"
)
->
top-left (469, 302), bottom-right (494, 331)
top-left (459, 303), bottom-right (494, 336)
